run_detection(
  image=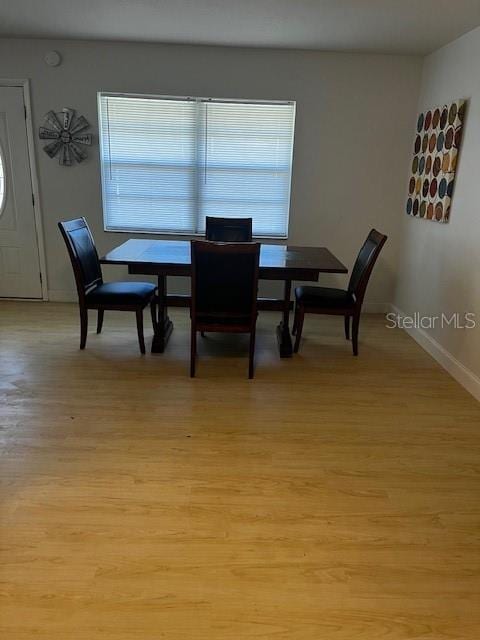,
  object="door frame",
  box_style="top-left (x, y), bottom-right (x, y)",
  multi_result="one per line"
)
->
top-left (0, 78), bottom-right (48, 300)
